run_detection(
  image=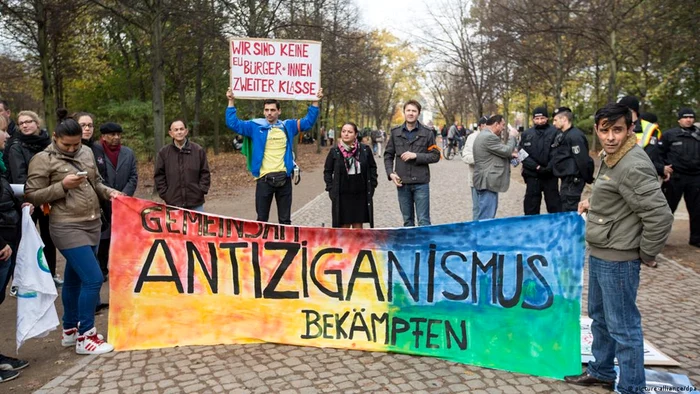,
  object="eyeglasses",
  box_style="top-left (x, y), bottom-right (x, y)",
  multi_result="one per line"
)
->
top-left (18, 120), bottom-right (35, 126)
top-left (80, 123), bottom-right (94, 129)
